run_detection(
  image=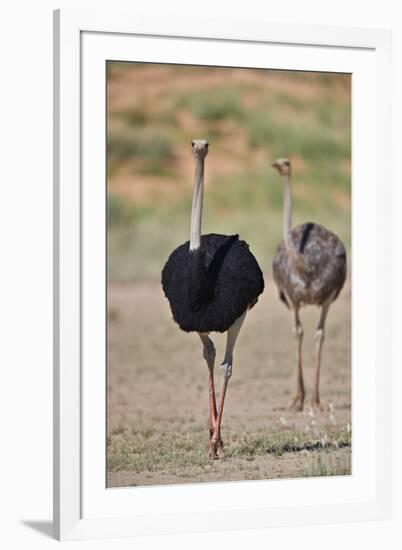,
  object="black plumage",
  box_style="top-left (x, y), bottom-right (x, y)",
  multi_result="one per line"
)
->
top-left (162, 233), bottom-right (264, 333)
top-left (161, 138), bottom-right (264, 458)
